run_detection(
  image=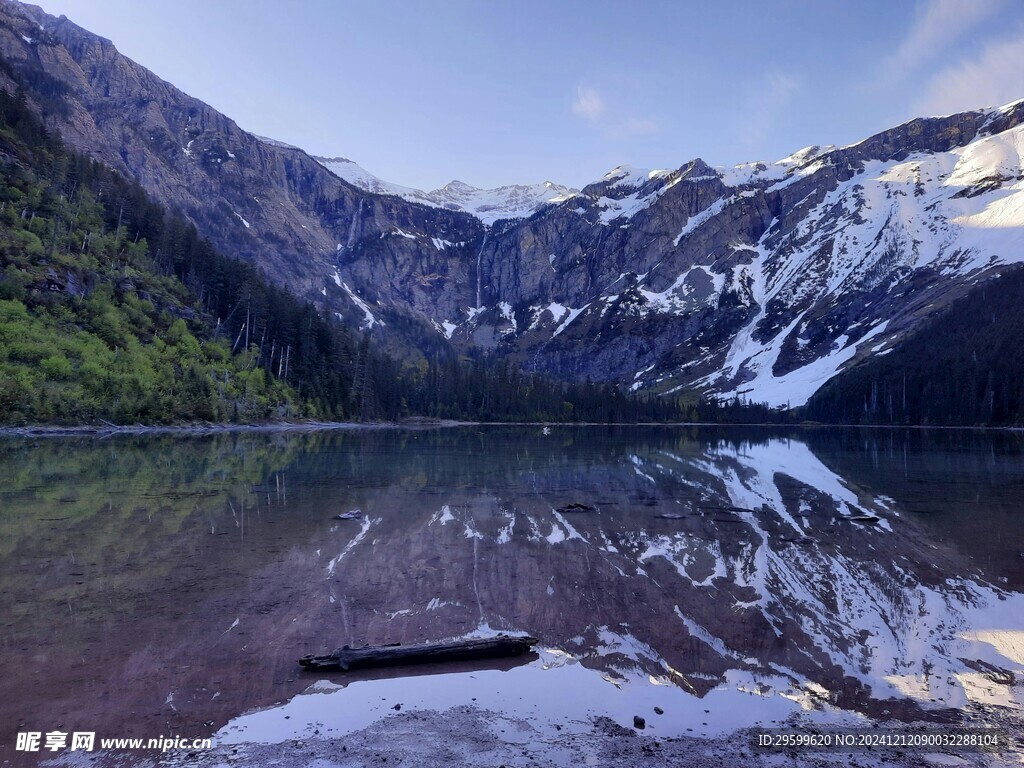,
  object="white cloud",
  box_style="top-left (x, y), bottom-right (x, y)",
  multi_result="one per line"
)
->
top-left (571, 85), bottom-right (659, 139)
top-left (572, 86), bottom-right (605, 121)
top-left (881, 0), bottom-right (1003, 79)
top-left (912, 30), bottom-right (1024, 116)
